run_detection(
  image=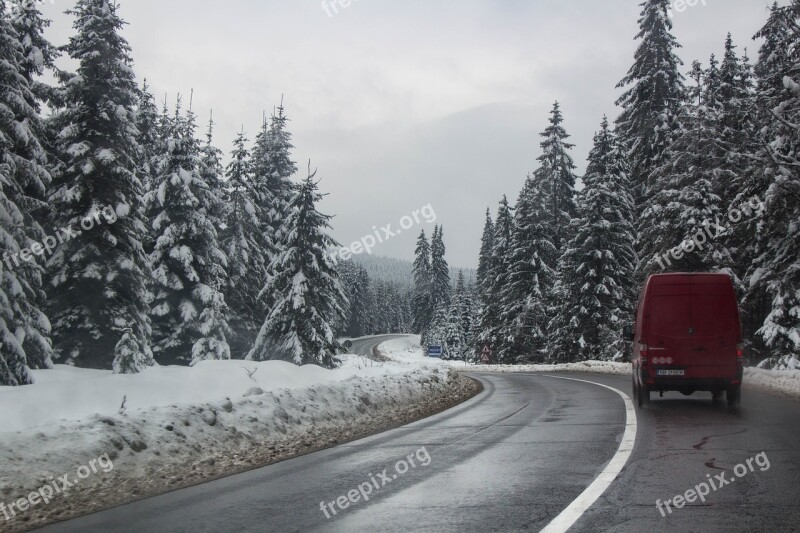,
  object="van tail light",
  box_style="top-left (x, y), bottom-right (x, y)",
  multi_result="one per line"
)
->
top-left (737, 344), bottom-right (744, 363)
top-left (640, 345), bottom-right (649, 365)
